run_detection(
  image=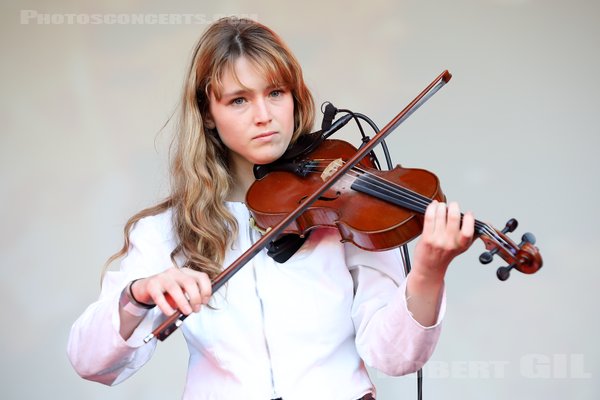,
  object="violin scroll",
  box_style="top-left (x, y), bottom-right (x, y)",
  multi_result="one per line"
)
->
top-left (477, 218), bottom-right (543, 281)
